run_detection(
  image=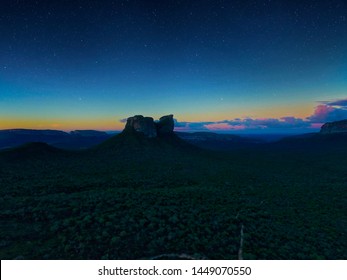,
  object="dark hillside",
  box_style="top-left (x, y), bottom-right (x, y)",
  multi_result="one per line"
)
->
top-left (0, 119), bottom-right (346, 260)
top-left (98, 128), bottom-right (199, 154)
top-left (175, 131), bottom-right (263, 150)
top-left (0, 142), bottom-right (70, 161)
top-left (275, 132), bottom-right (347, 151)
